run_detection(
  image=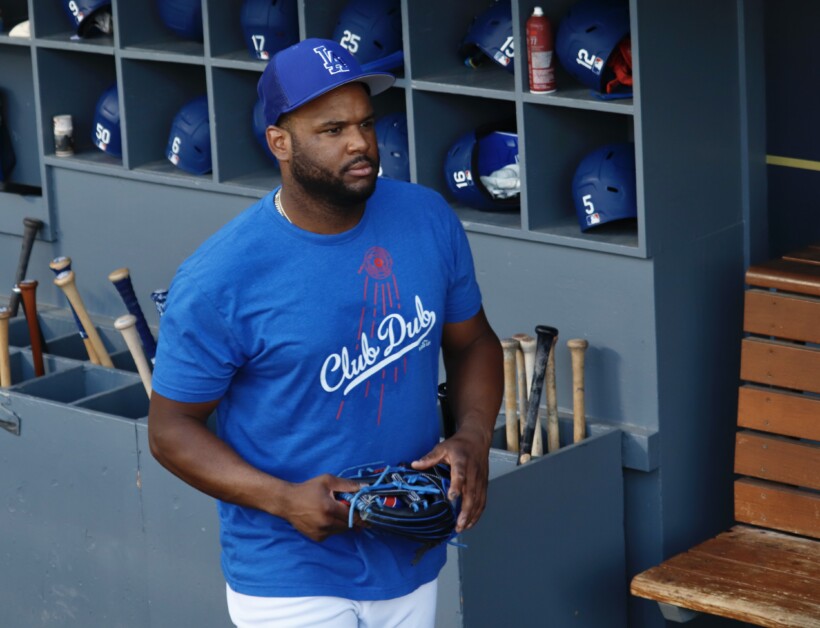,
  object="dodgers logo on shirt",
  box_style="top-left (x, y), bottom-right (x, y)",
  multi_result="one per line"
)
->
top-left (313, 45), bottom-right (350, 75)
